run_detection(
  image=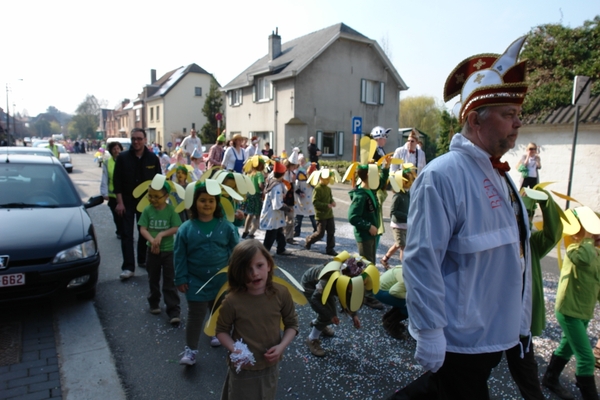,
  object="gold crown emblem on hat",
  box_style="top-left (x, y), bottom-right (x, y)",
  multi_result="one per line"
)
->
top-left (444, 36), bottom-right (529, 123)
